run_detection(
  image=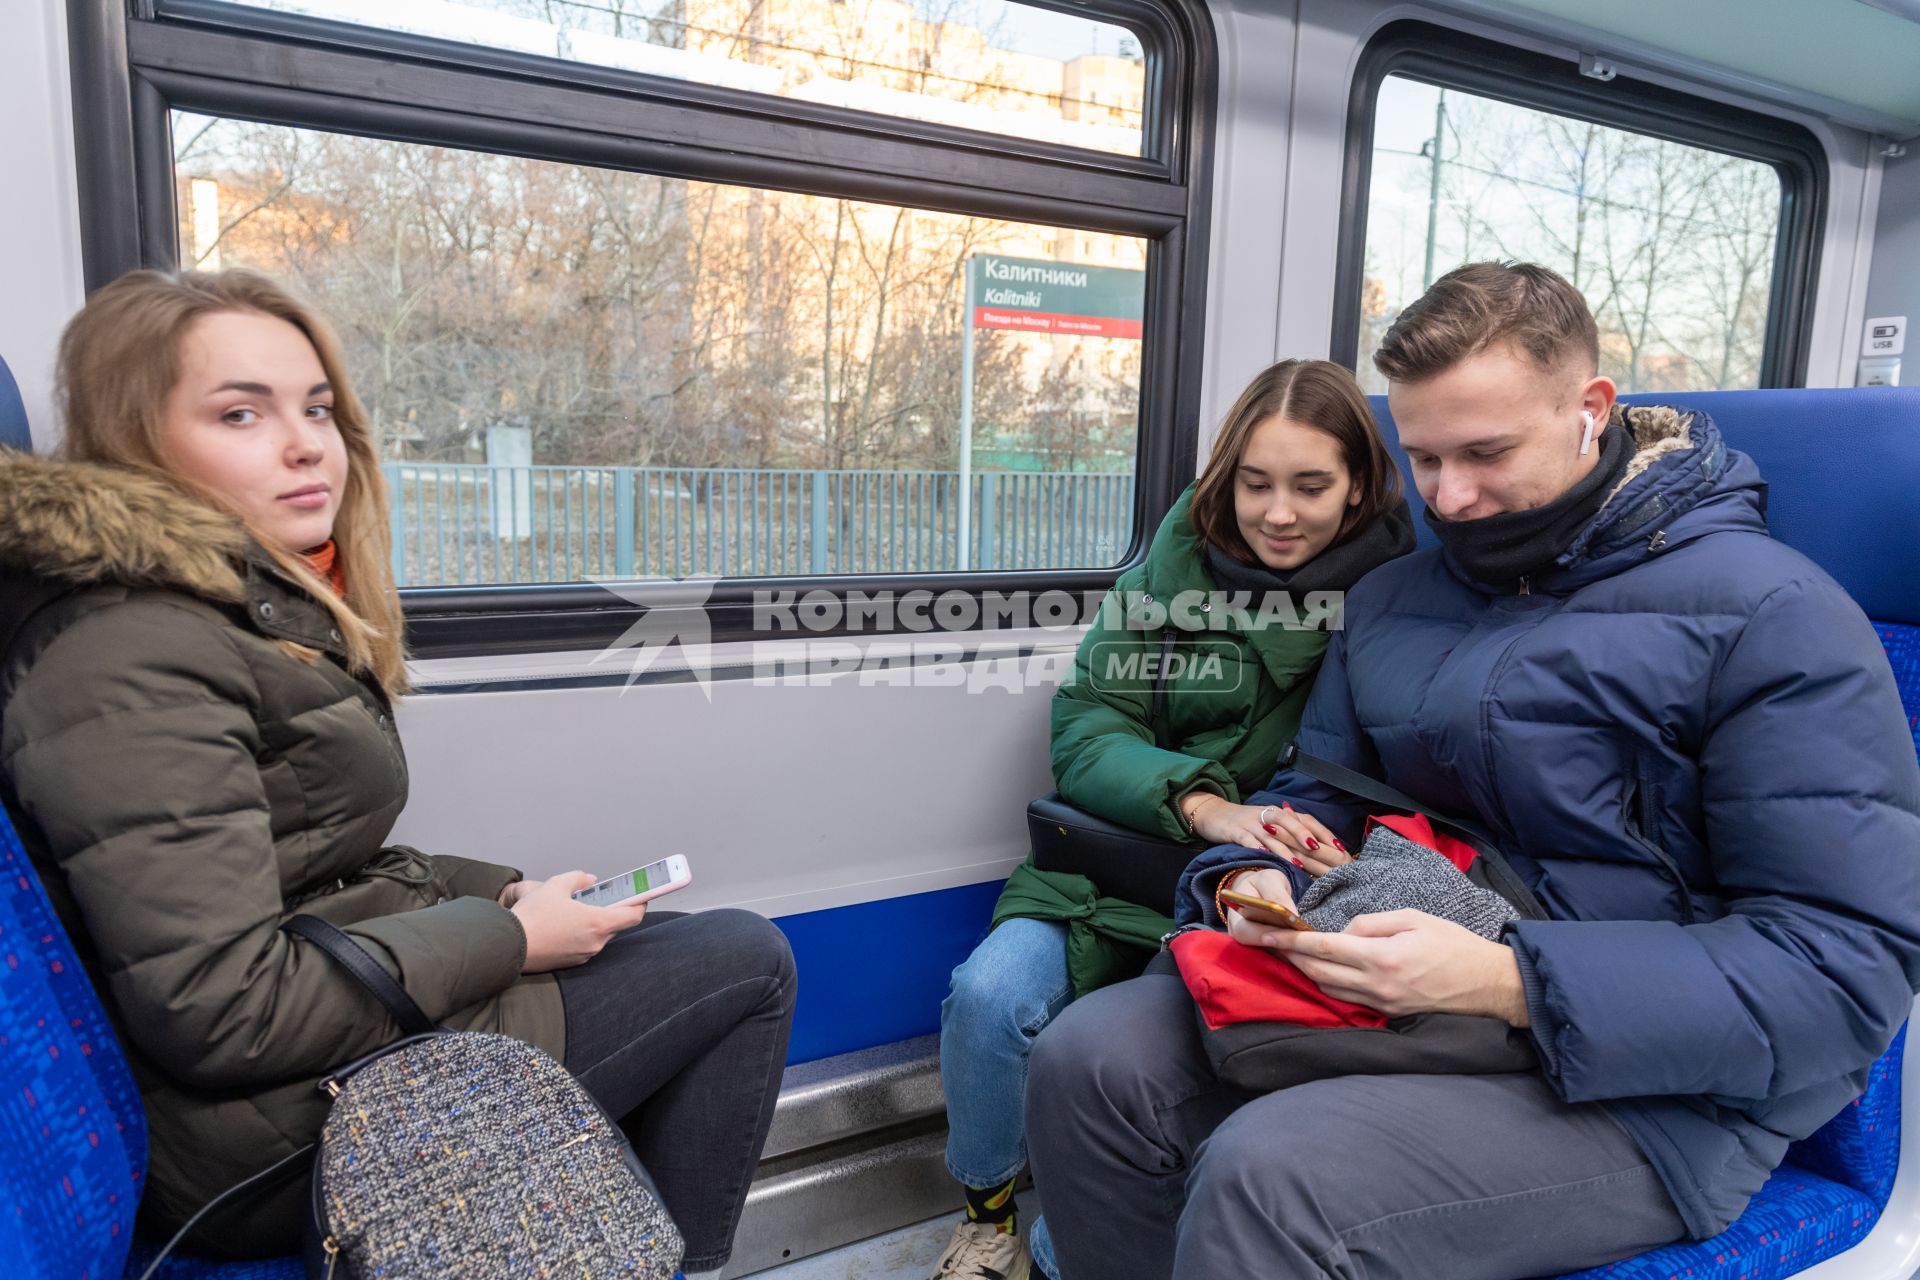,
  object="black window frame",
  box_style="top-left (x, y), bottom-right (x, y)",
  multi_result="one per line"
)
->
top-left (1331, 20), bottom-right (1826, 389)
top-left (67, 0), bottom-right (1218, 659)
